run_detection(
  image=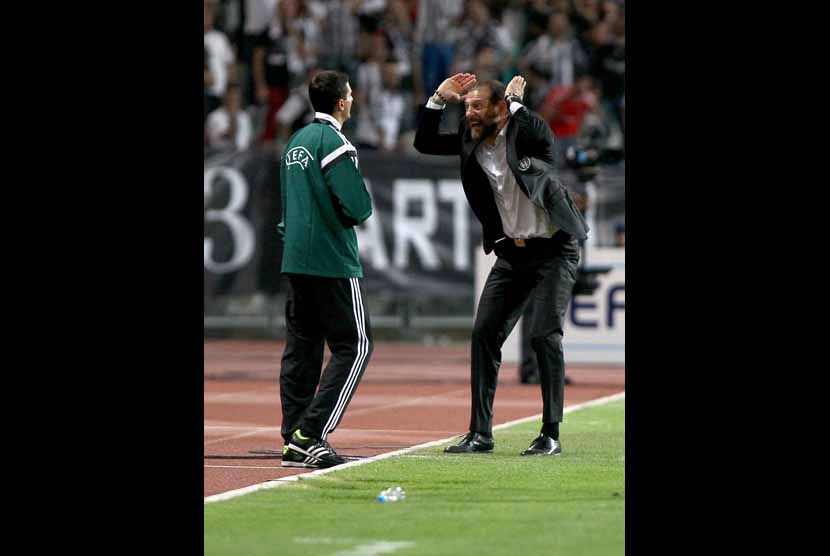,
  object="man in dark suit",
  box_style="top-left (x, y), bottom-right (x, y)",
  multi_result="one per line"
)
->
top-left (414, 73), bottom-right (589, 457)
